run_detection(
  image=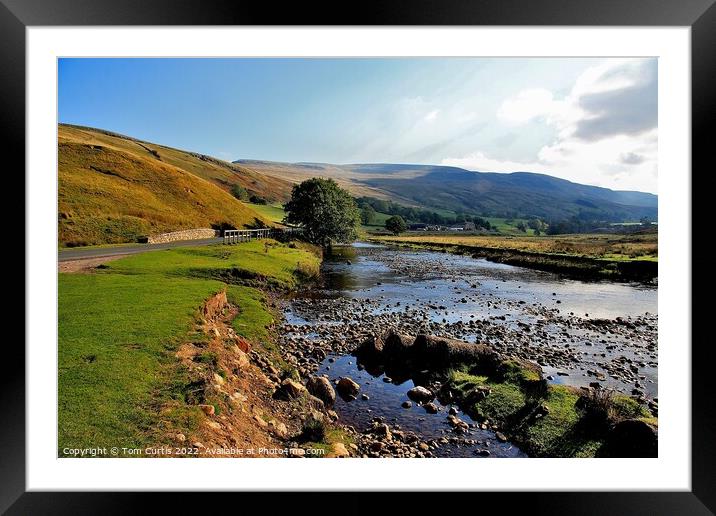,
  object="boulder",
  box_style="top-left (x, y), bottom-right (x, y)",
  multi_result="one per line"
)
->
top-left (276, 378), bottom-right (306, 399)
top-left (306, 395), bottom-right (326, 411)
top-left (253, 414), bottom-right (269, 428)
top-left (603, 419), bottom-right (657, 457)
top-left (306, 375), bottom-right (336, 406)
top-left (382, 331), bottom-right (416, 359)
top-left (371, 423), bottom-right (392, 440)
top-left (233, 349), bottom-right (250, 370)
top-left (407, 386), bottom-right (434, 403)
top-left (268, 420), bottom-right (289, 439)
top-left (330, 442), bottom-right (350, 458)
top-left (423, 402), bottom-right (439, 414)
top-left (199, 404), bottom-right (215, 416)
top-left (355, 334), bottom-right (385, 359)
top-left (336, 377), bottom-right (360, 399)
top-left (234, 336), bottom-right (252, 354)
top-left (369, 441), bottom-right (384, 453)
top-left (412, 334), bottom-right (501, 371)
